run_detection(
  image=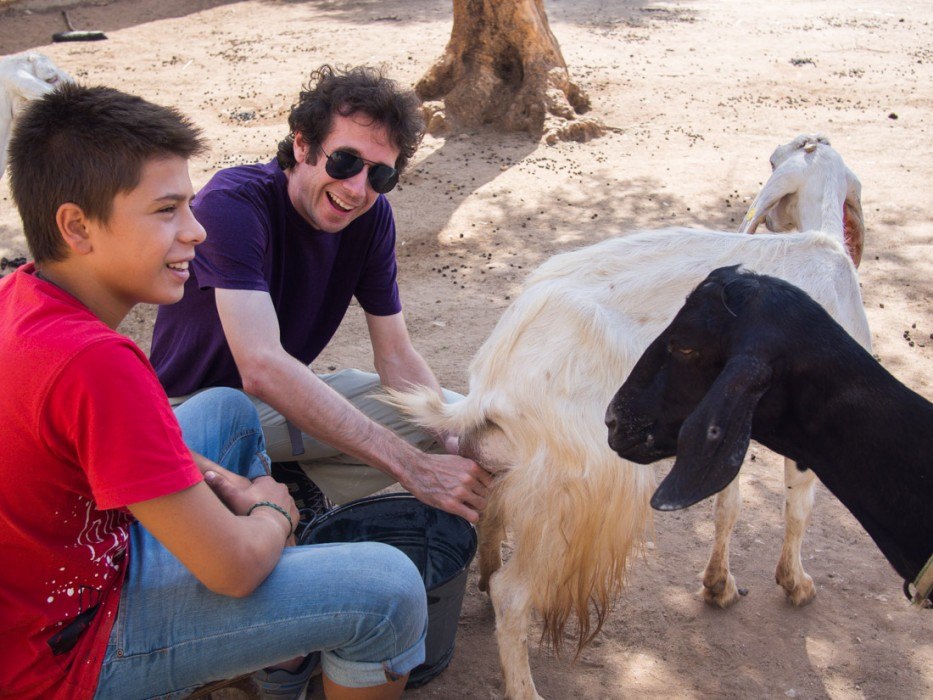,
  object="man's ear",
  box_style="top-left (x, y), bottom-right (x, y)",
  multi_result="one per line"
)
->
top-left (293, 131), bottom-right (310, 163)
top-left (55, 203), bottom-right (93, 254)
